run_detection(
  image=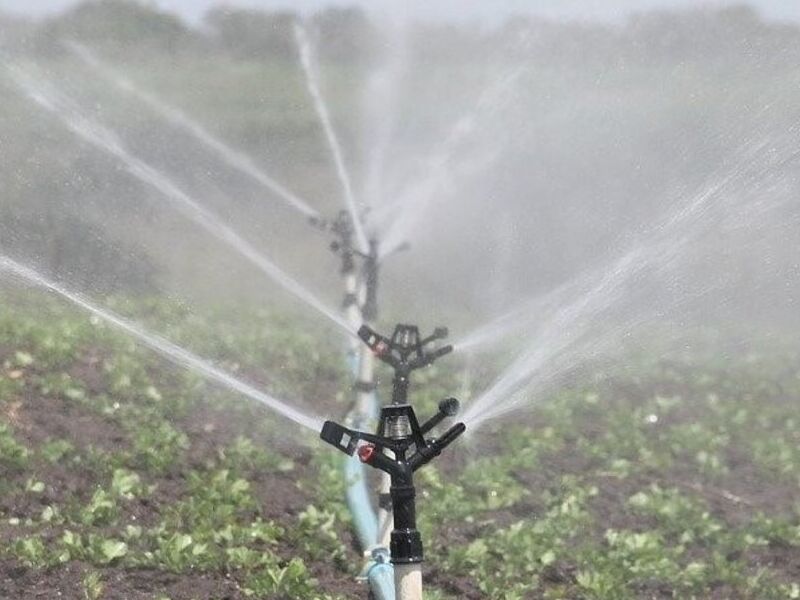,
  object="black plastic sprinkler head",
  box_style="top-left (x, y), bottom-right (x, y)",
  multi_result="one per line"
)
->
top-left (309, 215), bottom-right (328, 231)
top-left (320, 400), bottom-right (466, 565)
top-left (357, 323), bottom-right (453, 406)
